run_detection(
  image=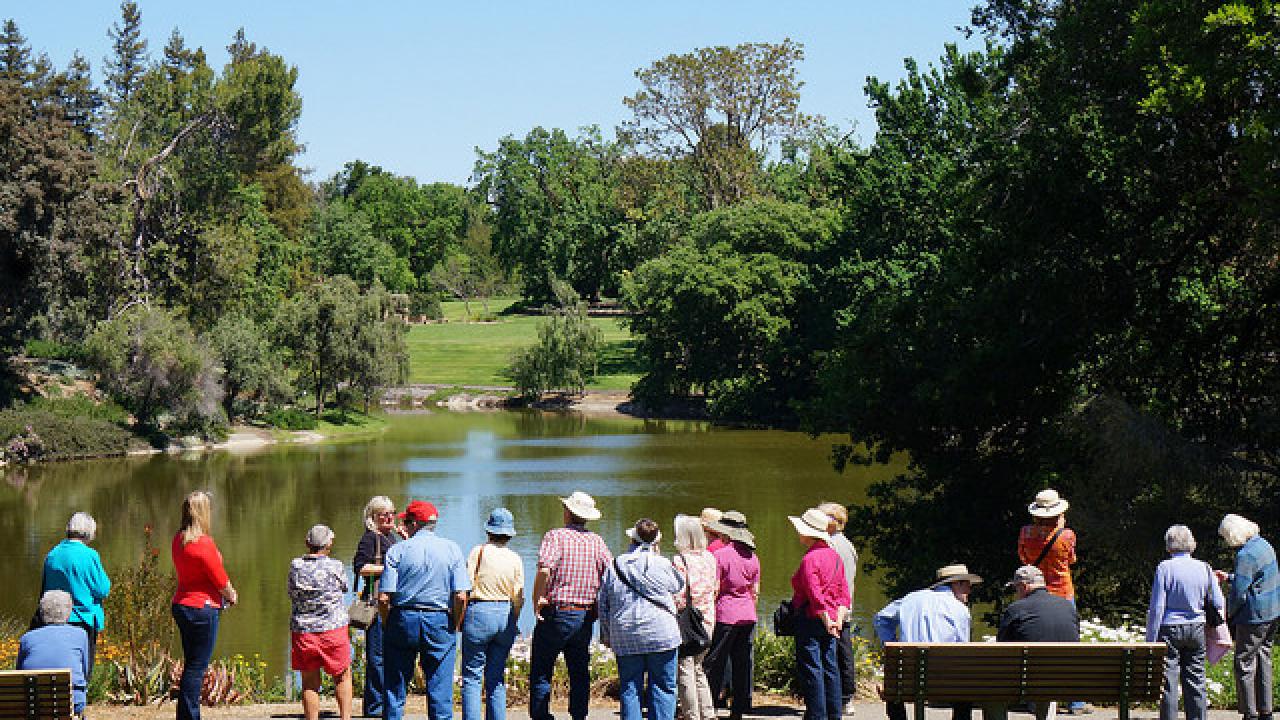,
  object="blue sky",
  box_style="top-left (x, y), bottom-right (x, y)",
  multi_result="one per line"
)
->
top-left (8, 1), bottom-right (979, 185)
